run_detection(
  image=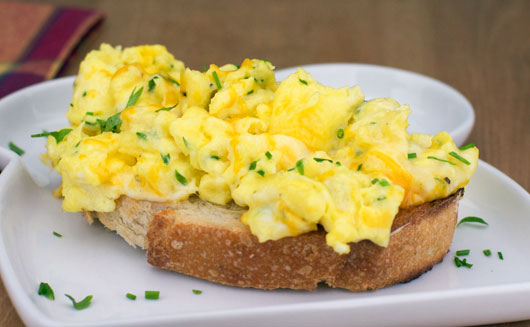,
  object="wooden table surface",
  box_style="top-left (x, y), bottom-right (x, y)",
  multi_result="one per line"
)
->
top-left (2, 0), bottom-right (529, 326)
